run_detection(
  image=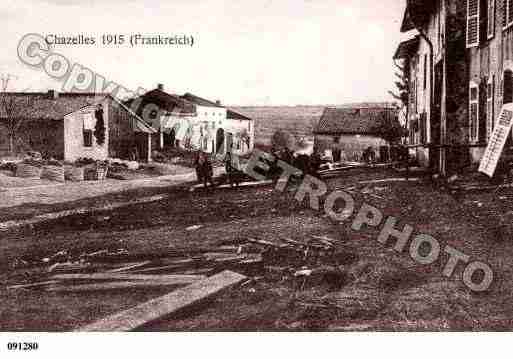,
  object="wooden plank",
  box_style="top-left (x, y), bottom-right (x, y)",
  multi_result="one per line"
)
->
top-left (50, 273), bottom-right (206, 283)
top-left (247, 237), bottom-right (289, 248)
top-left (76, 270), bottom-right (247, 332)
top-left (131, 264), bottom-right (184, 274)
top-left (358, 177), bottom-right (420, 184)
top-left (7, 280), bottom-right (59, 290)
top-left (107, 261), bottom-right (152, 273)
top-left (46, 280), bottom-right (193, 292)
top-left (189, 179), bottom-right (288, 192)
